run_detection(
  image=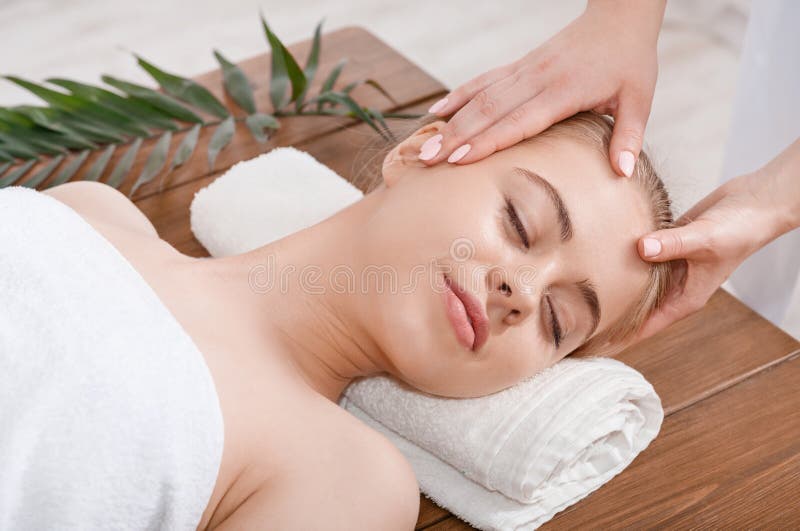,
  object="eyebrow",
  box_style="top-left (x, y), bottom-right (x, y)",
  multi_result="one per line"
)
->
top-left (513, 166), bottom-right (573, 241)
top-left (577, 279), bottom-right (601, 341)
top-left (512, 167), bottom-right (601, 341)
